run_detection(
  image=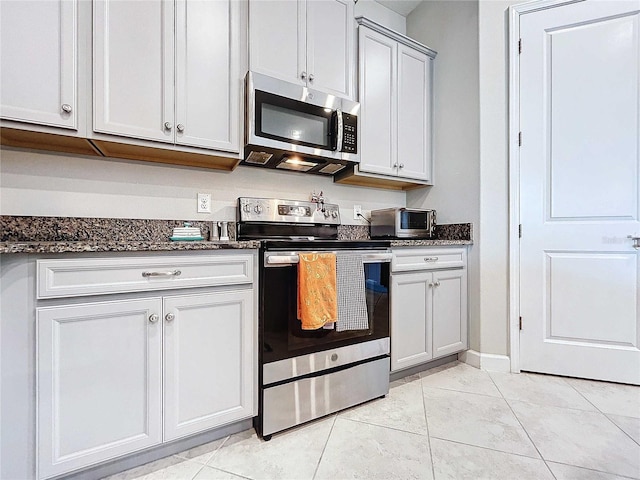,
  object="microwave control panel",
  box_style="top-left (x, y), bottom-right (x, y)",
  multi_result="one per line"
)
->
top-left (341, 113), bottom-right (357, 153)
top-left (331, 112), bottom-right (357, 154)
